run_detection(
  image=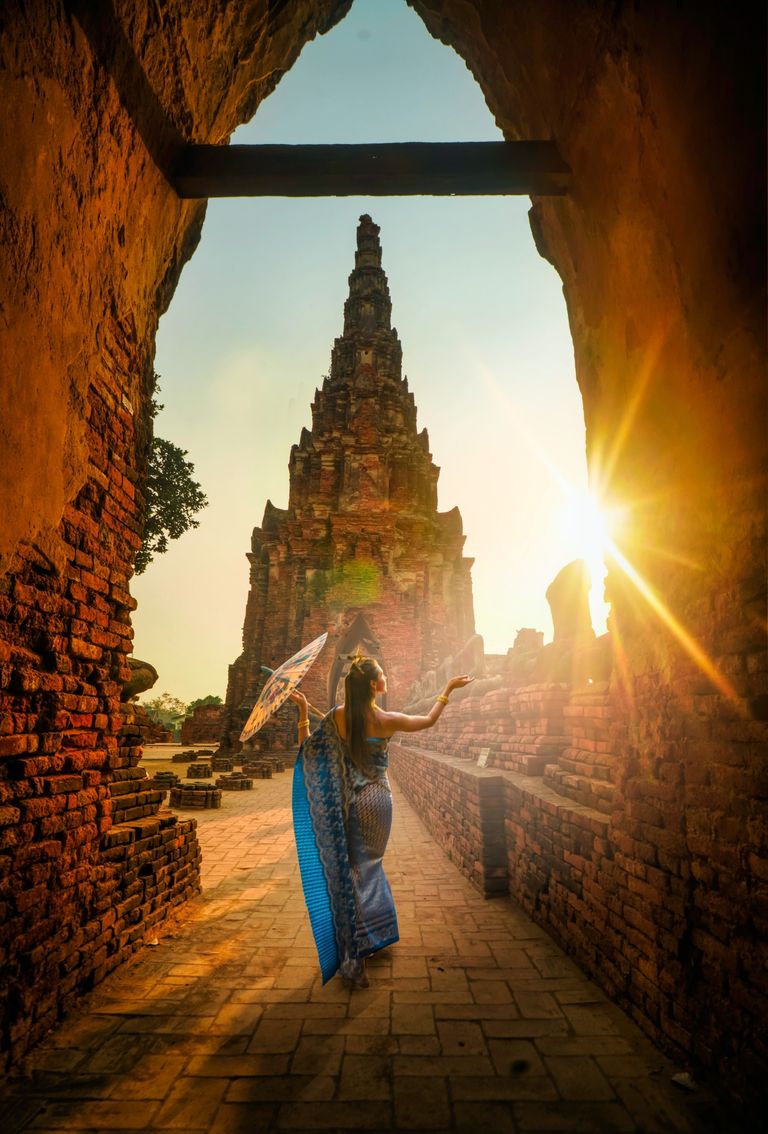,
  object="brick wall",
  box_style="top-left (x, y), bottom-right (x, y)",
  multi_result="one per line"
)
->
top-left (0, 341), bottom-right (202, 1065)
top-left (1, 0), bottom-right (349, 1064)
top-left (389, 743), bottom-right (506, 896)
top-left (181, 704), bottom-right (225, 746)
top-left (388, 673), bottom-right (768, 1097)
